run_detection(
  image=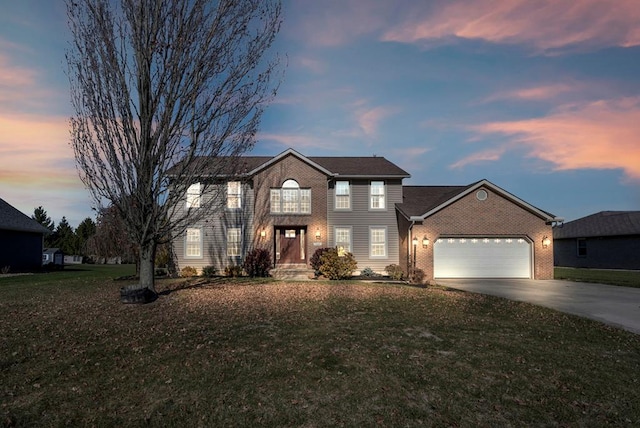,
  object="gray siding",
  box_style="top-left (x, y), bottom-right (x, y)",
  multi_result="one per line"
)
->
top-left (173, 182), bottom-right (255, 274)
top-left (327, 179), bottom-right (403, 273)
